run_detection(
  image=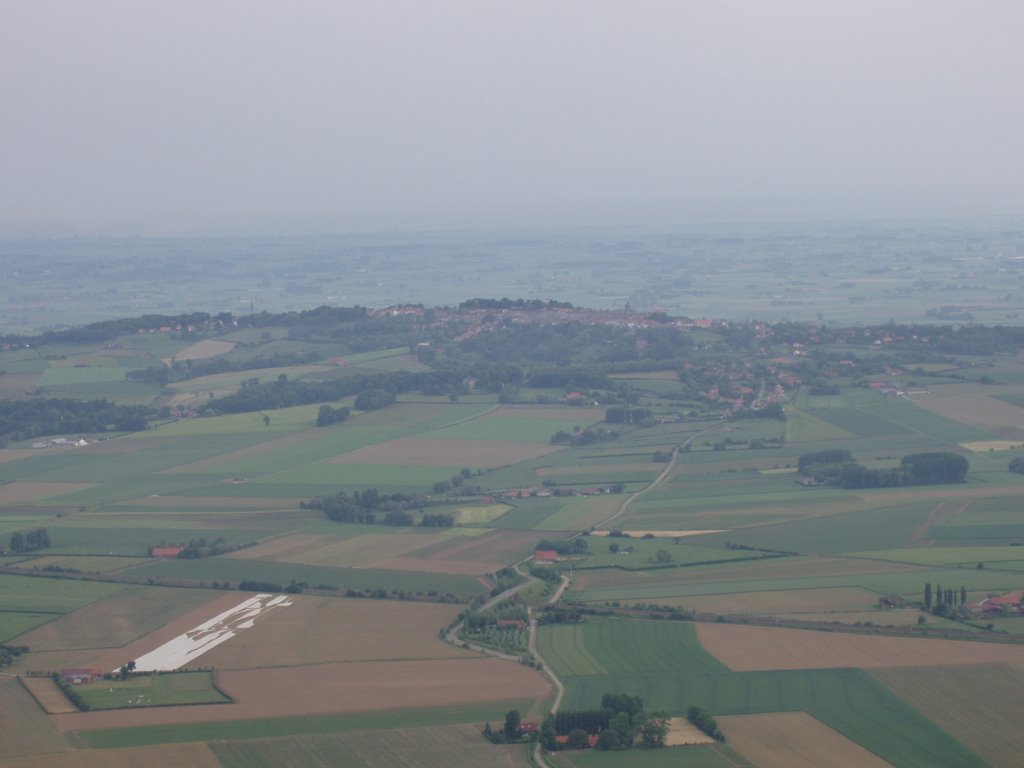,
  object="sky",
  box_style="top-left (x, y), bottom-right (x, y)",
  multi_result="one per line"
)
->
top-left (2, 1), bottom-right (1022, 237)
